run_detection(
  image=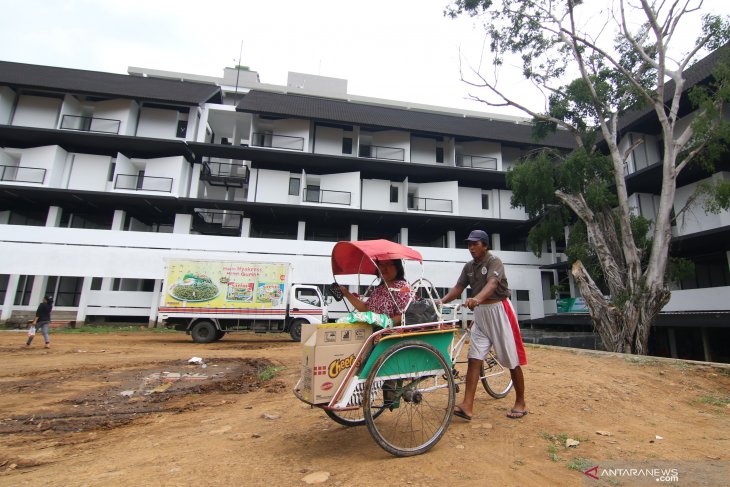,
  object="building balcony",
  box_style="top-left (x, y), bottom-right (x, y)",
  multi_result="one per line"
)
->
top-left (456, 154), bottom-right (497, 170)
top-left (60, 115), bottom-right (121, 134)
top-left (358, 144), bottom-right (405, 161)
top-left (408, 196), bottom-right (453, 213)
top-left (114, 174), bottom-right (173, 193)
top-left (200, 159), bottom-right (248, 188)
top-left (0, 164), bottom-right (46, 184)
top-left (251, 132), bottom-right (304, 151)
top-left (304, 186), bottom-right (352, 205)
top-left (192, 209), bottom-right (243, 236)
